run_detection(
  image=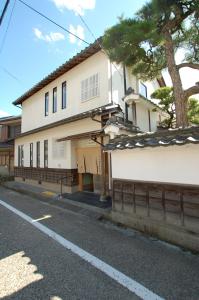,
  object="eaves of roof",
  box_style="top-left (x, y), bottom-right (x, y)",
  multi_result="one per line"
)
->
top-left (0, 115), bottom-right (21, 124)
top-left (13, 38), bottom-right (102, 106)
top-left (16, 103), bottom-right (121, 139)
top-left (104, 126), bottom-right (199, 151)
